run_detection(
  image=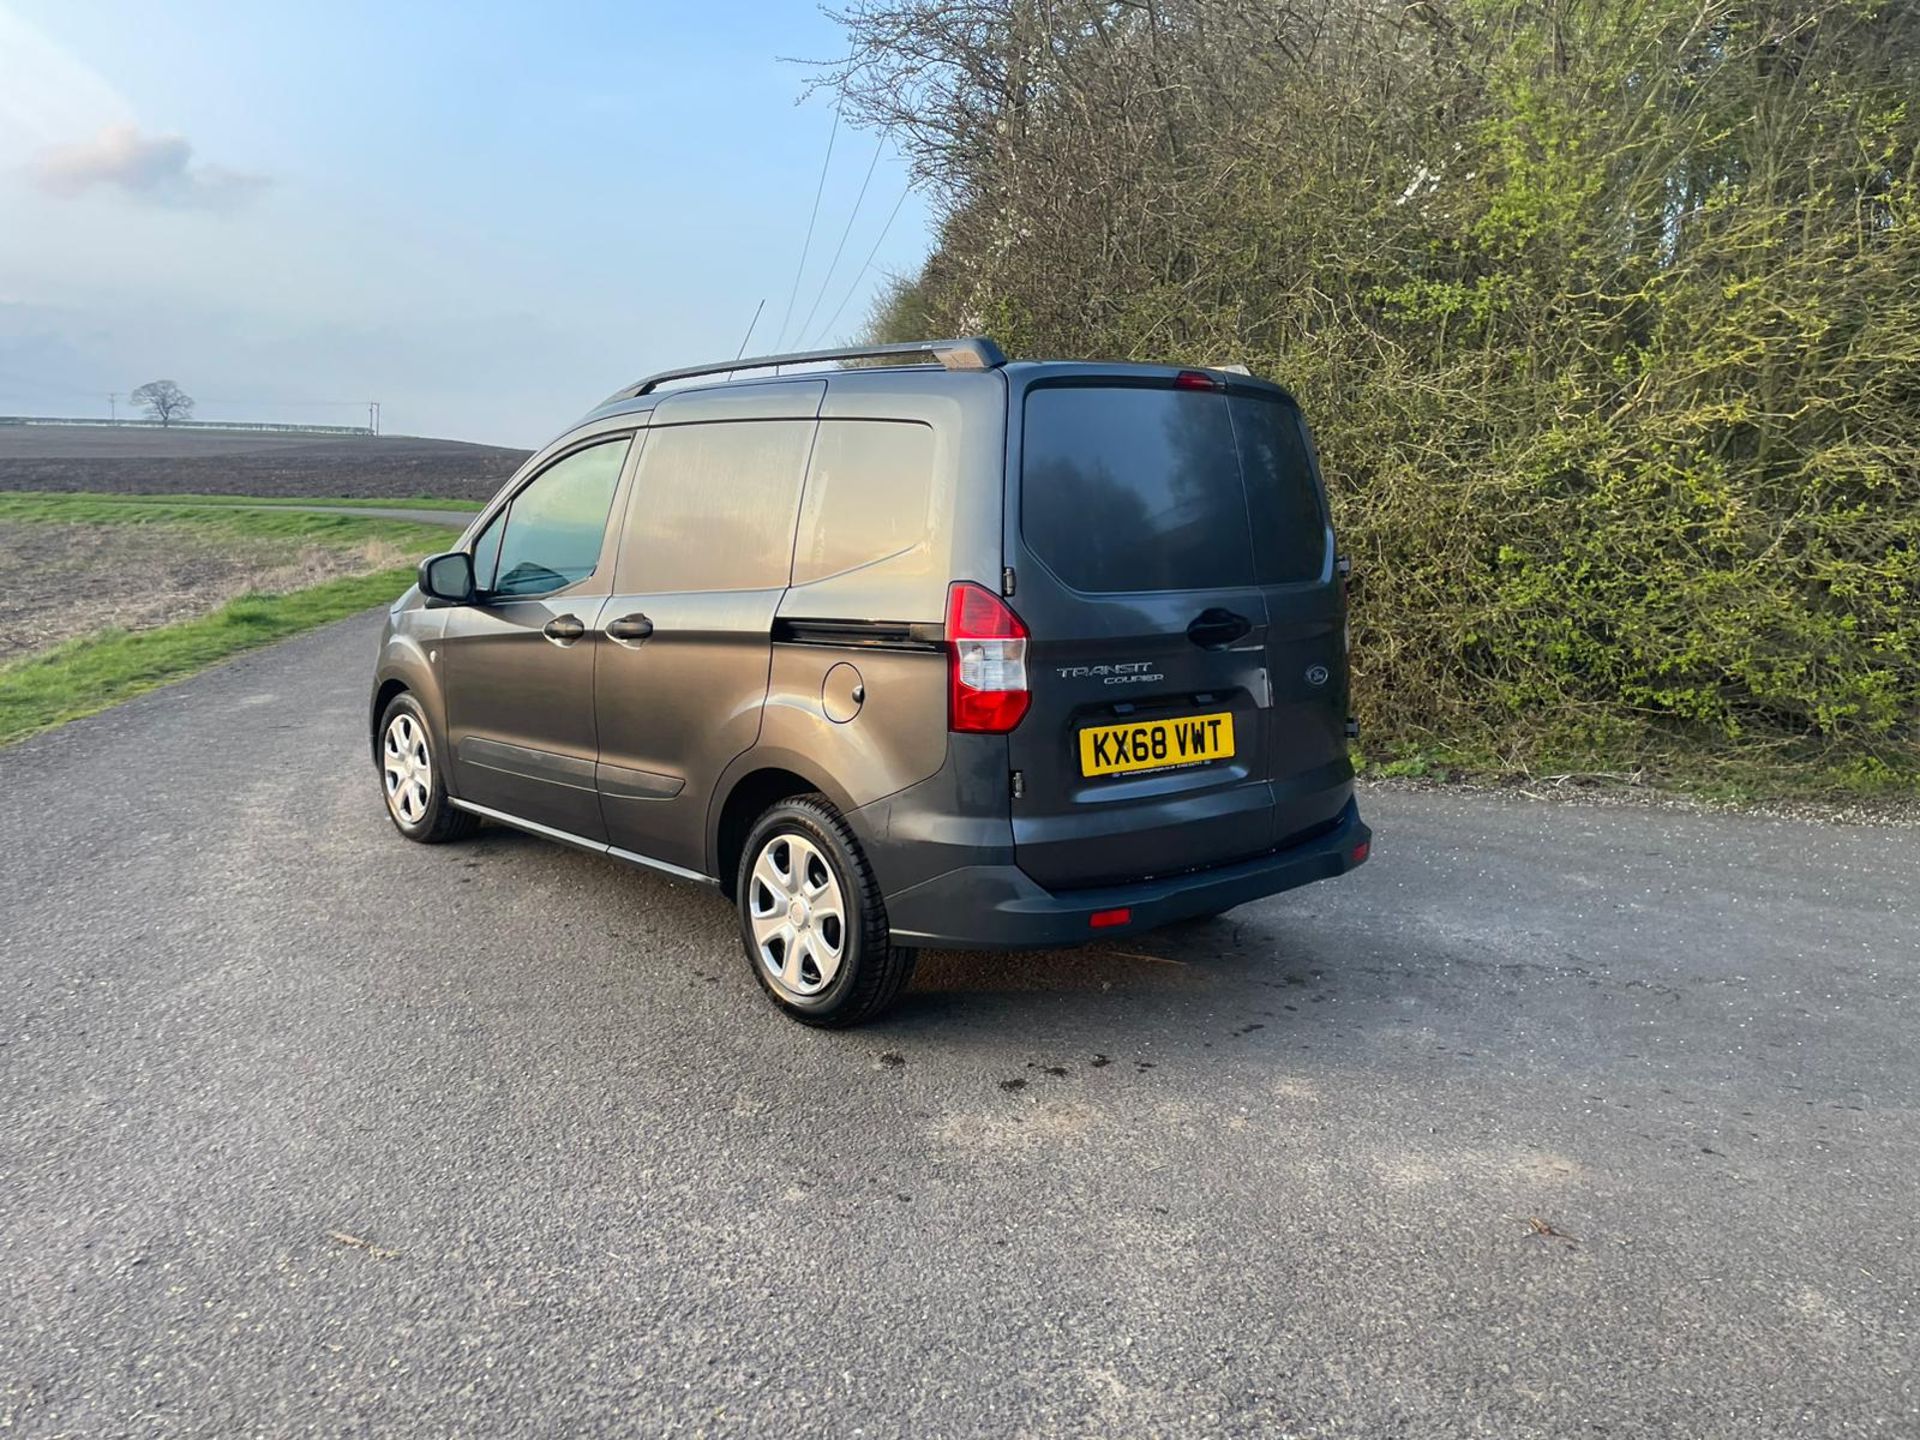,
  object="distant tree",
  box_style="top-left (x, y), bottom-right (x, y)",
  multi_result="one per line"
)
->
top-left (131, 380), bottom-right (193, 427)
